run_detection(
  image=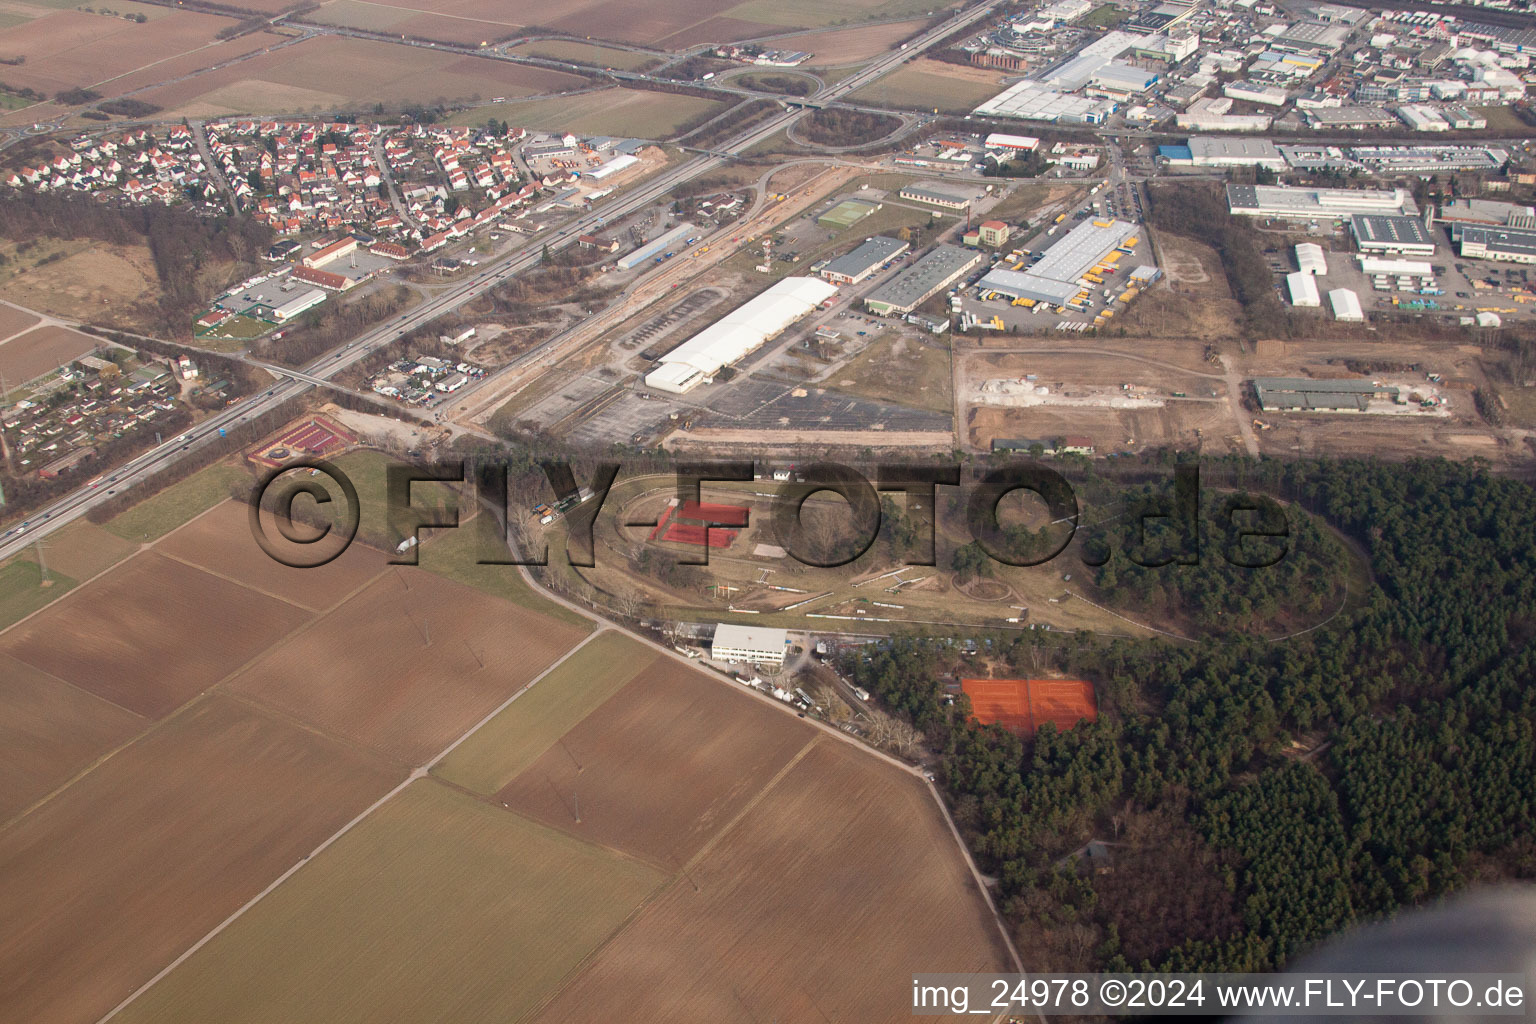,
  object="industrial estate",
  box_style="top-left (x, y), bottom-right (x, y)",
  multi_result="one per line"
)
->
top-left (0, 0), bottom-right (1534, 1018)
